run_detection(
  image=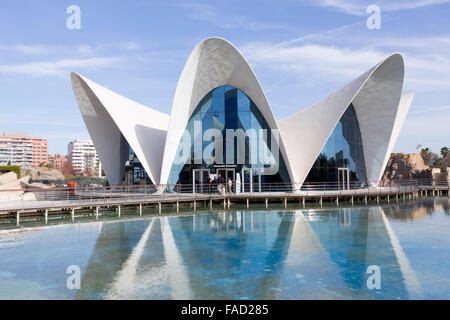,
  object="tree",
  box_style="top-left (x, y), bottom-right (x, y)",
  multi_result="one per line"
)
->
top-left (61, 159), bottom-right (74, 175)
top-left (420, 147), bottom-right (433, 165)
top-left (440, 147), bottom-right (449, 159)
